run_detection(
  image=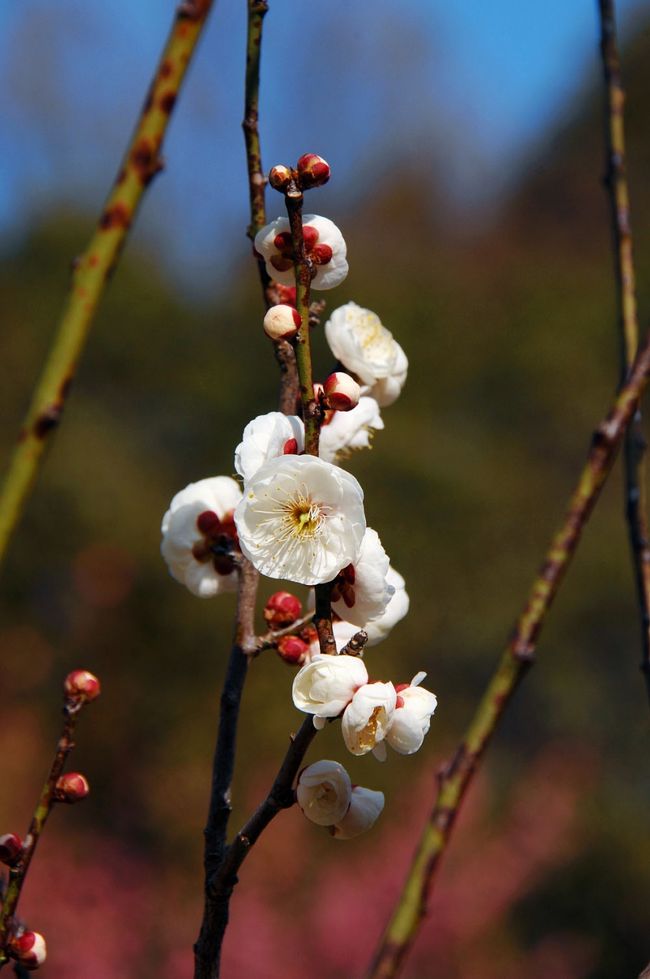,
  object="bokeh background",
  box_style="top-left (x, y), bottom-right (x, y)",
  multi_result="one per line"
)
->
top-left (1, 1), bottom-right (650, 976)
